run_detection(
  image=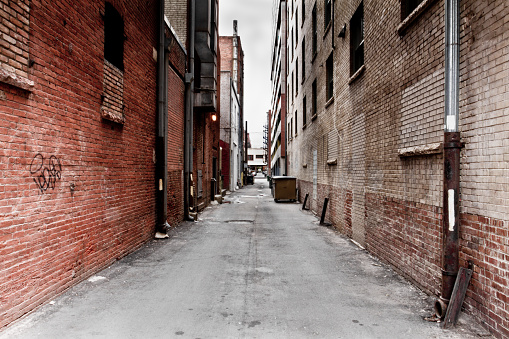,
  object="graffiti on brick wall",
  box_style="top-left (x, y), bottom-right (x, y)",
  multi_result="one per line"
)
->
top-left (30, 153), bottom-right (62, 193)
